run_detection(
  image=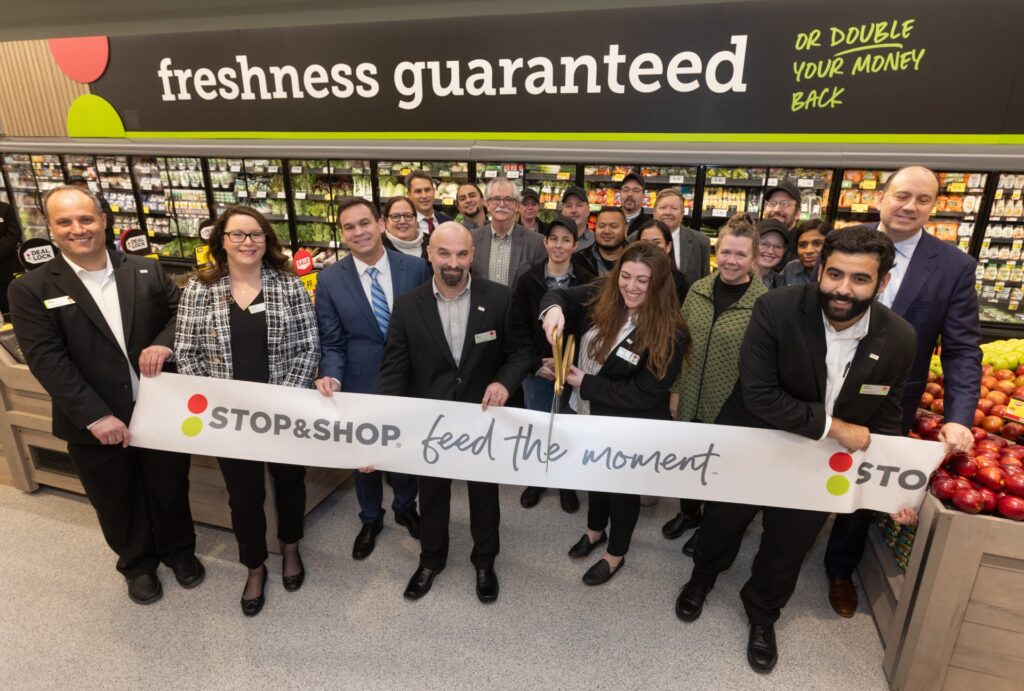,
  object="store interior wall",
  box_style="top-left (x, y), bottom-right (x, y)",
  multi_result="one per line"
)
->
top-left (0, 41), bottom-right (87, 137)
